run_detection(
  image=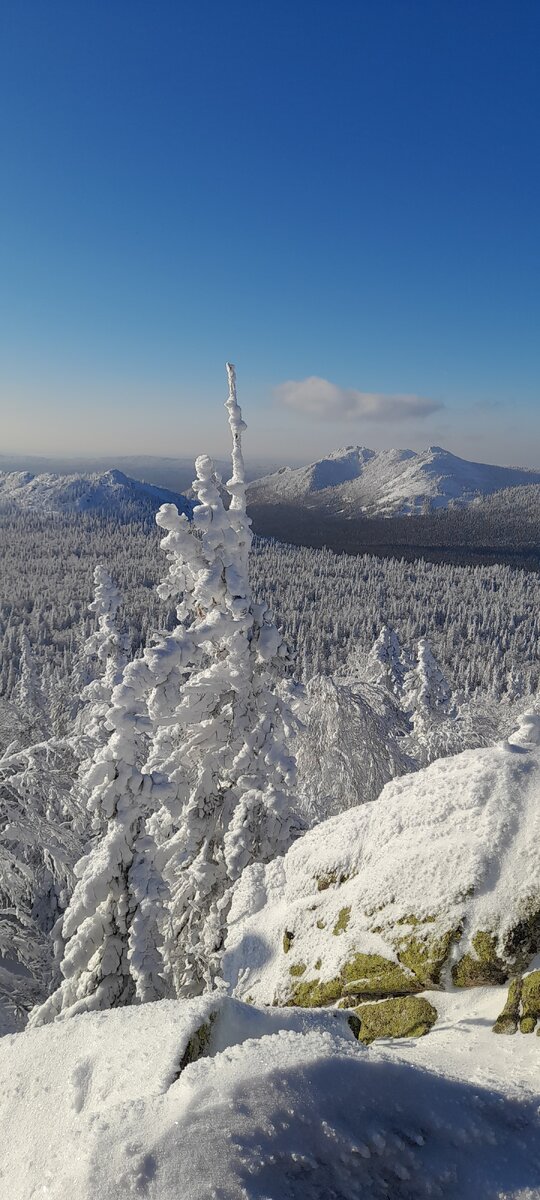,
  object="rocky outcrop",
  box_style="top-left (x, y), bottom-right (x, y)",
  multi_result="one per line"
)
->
top-left (223, 714), bottom-right (540, 1022)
